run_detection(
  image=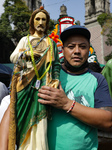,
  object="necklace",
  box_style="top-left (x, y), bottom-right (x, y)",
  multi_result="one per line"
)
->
top-left (27, 34), bottom-right (53, 89)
